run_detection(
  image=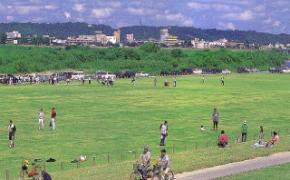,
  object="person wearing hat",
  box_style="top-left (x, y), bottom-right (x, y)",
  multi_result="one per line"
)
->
top-left (139, 145), bottom-right (151, 180)
top-left (241, 121), bottom-right (248, 142)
